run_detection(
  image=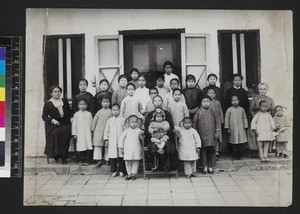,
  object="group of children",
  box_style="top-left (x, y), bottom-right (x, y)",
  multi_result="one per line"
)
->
top-left (70, 61), bottom-right (290, 180)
